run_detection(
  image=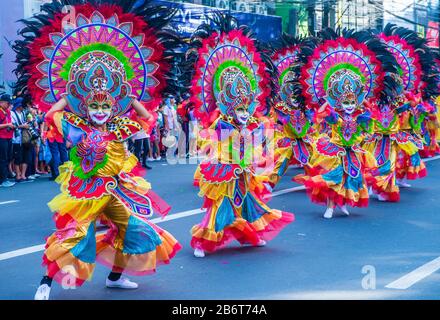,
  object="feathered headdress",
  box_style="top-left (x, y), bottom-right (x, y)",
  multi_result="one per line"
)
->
top-left (13, 0), bottom-right (183, 119)
top-left (184, 12), bottom-right (277, 128)
top-left (272, 34), bottom-right (319, 110)
top-left (377, 24), bottom-right (439, 99)
top-left (298, 28), bottom-right (399, 112)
